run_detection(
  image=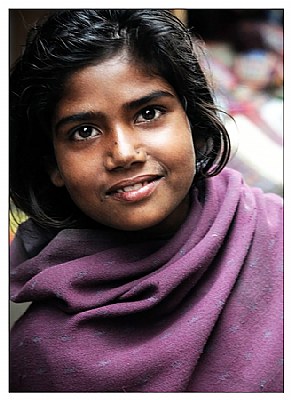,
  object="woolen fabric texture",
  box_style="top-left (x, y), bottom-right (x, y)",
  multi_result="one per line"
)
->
top-left (10, 168), bottom-right (283, 392)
